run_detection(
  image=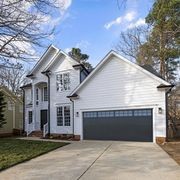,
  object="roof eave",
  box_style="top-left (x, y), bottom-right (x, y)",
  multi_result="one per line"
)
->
top-left (67, 93), bottom-right (79, 99)
top-left (20, 83), bottom-right (32, 89)
top-left (157, 84), bottom-right (175, 89)
top-left (73, 64), bottom-right (90, 74)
